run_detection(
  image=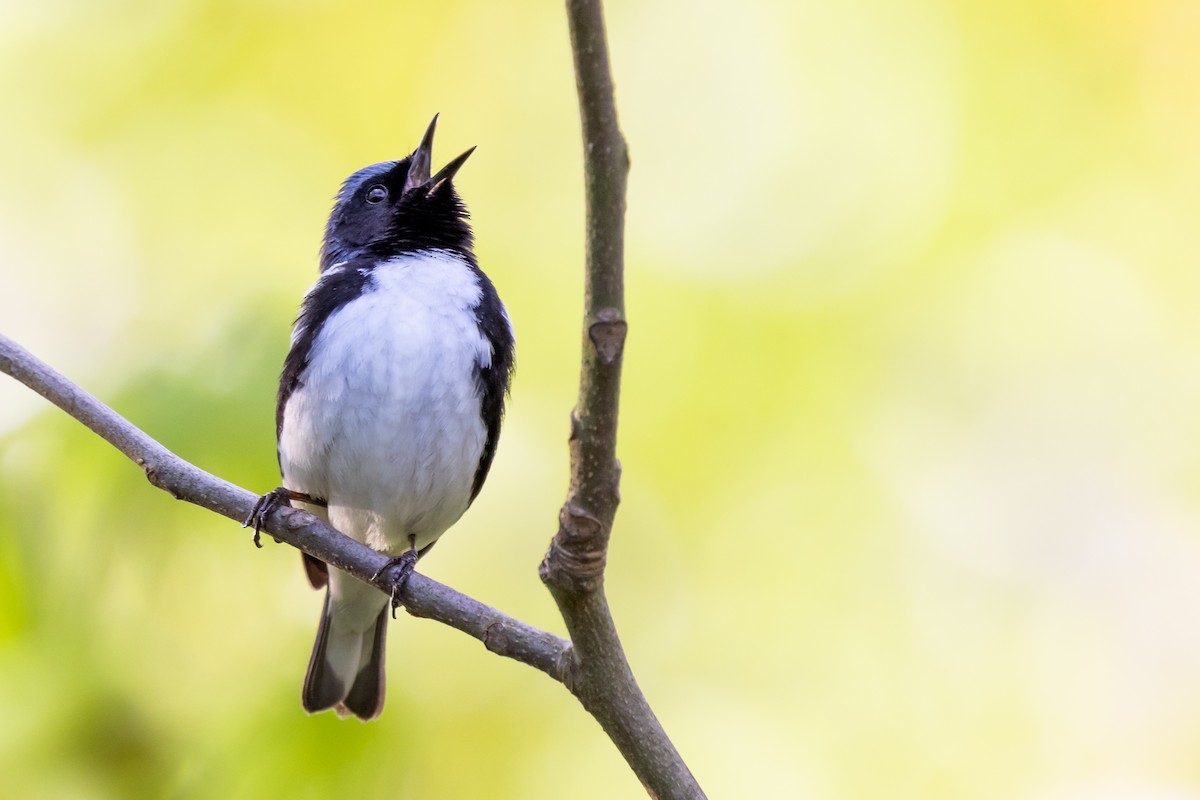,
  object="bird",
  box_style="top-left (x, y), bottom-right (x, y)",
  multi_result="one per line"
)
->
top-left (245, 115), bottom-right (515, 720)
